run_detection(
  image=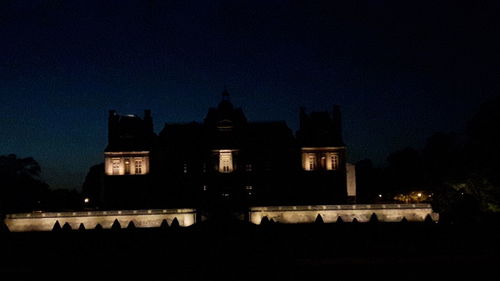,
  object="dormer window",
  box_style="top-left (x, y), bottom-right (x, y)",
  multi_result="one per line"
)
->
top-left (216, 119), bottom-right (233, 131)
